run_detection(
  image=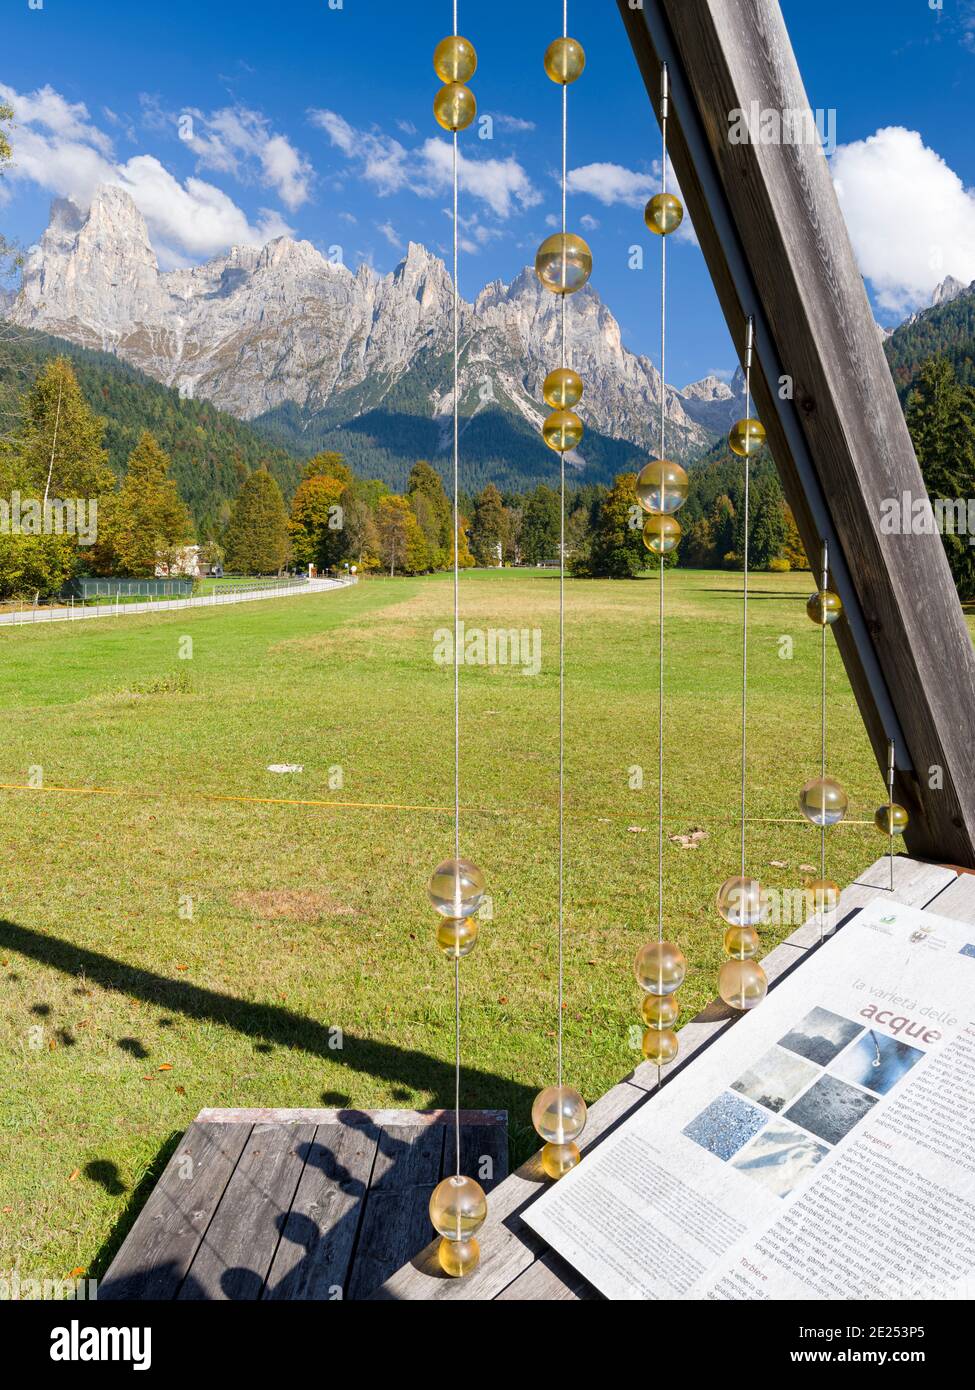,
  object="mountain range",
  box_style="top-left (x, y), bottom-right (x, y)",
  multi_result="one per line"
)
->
top-left (5, 184), bottom-right (746, 490)
top-left (3, 184), bottom-right (973, 497)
